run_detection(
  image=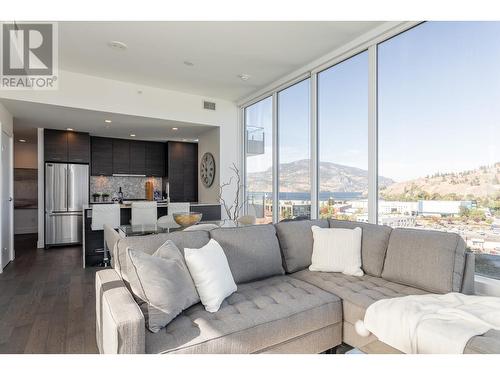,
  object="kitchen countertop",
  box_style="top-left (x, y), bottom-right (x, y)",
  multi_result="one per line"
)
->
top-left (83, 201), bottom-right (221, 210)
